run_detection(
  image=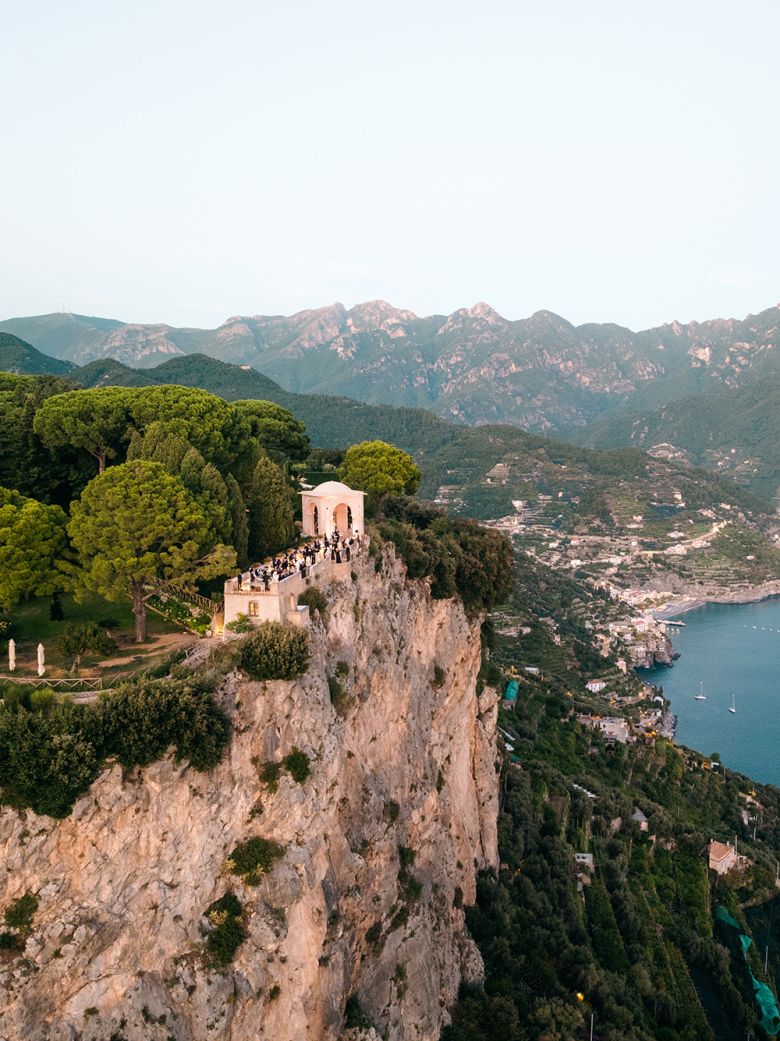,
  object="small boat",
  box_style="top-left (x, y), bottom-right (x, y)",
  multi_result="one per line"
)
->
top-left (694, 682), bottom-right (707, 701)
top-left (729, 693), bottom-right (736, 714)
